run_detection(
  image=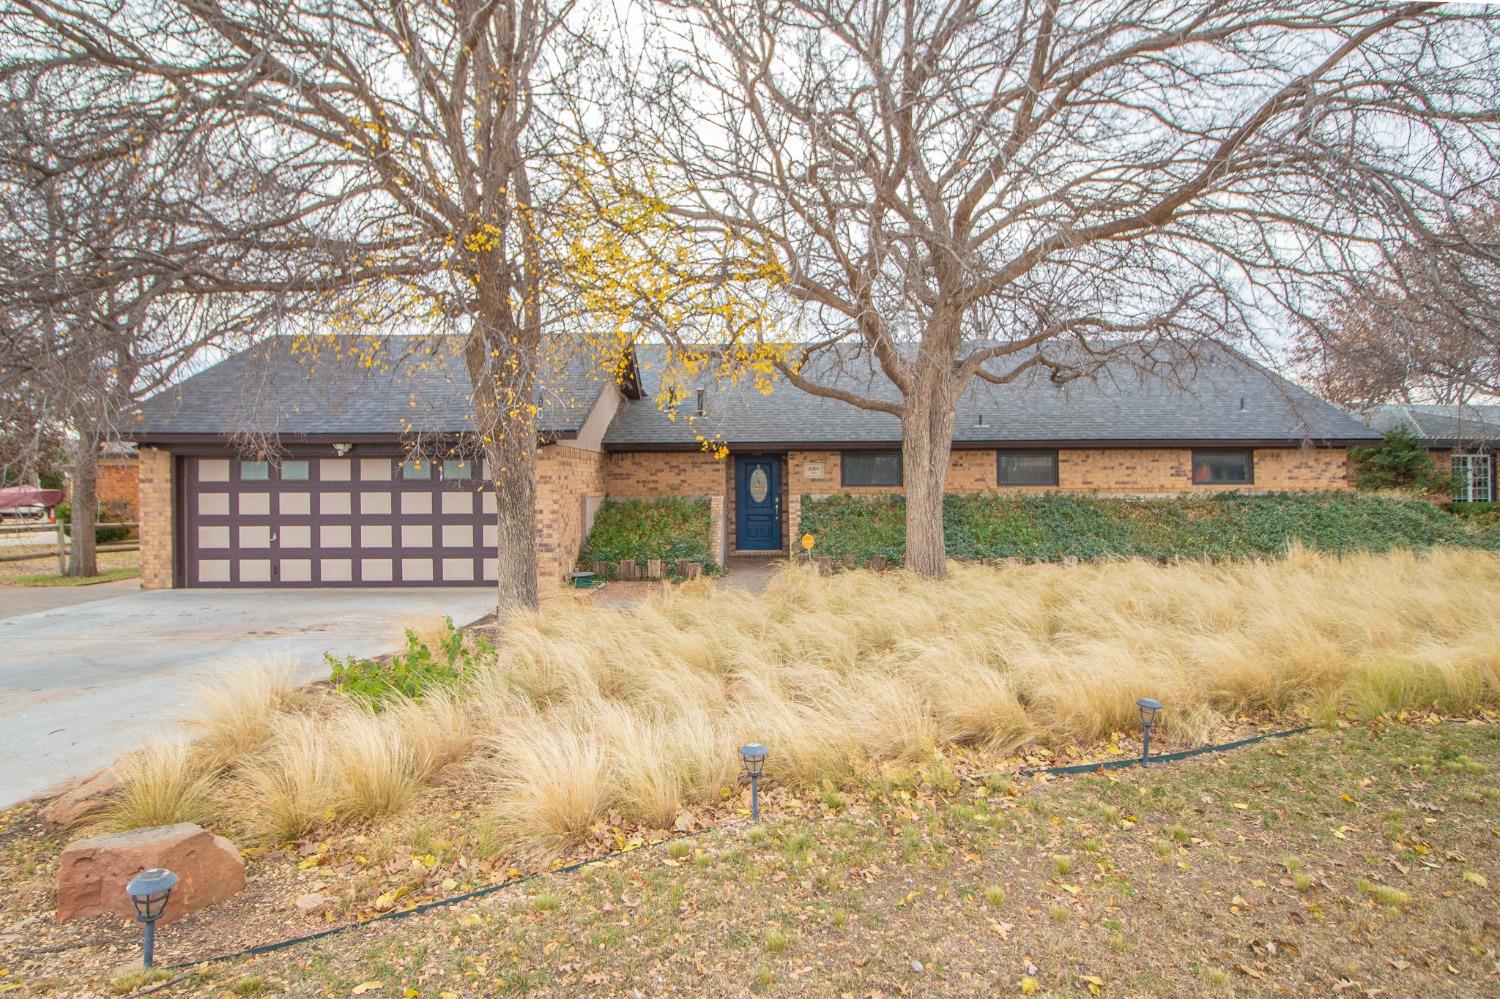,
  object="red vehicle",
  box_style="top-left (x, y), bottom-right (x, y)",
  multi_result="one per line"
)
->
top-left (0, 485), bottom-right (65, 523)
